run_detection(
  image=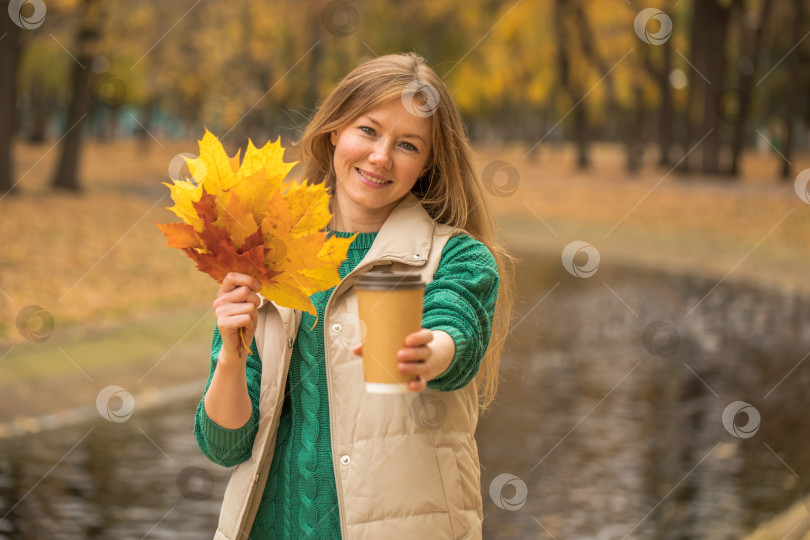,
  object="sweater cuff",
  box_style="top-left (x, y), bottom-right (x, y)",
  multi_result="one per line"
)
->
top-left (426, 324), bottom-right (472, 391)
top-left (198, 405), bottom-right (255, 459)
